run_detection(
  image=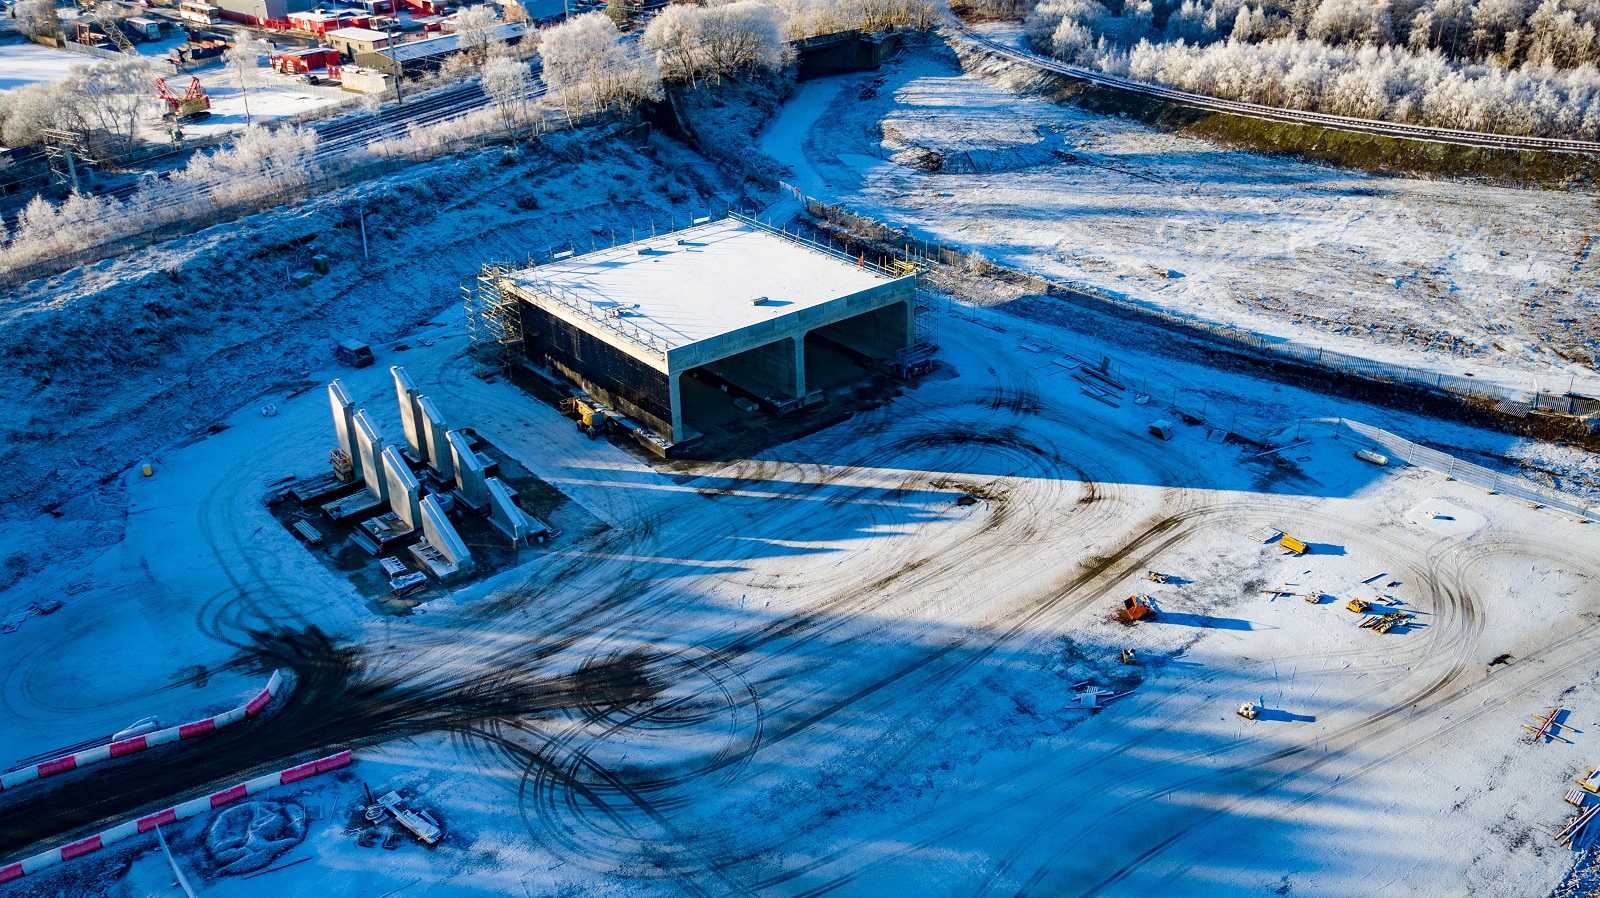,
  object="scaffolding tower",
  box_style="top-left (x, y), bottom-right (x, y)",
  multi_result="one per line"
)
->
top-left (888, 258), bottom-right (939, 378)
top-left (463, 262), bottom-right (523, 375)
